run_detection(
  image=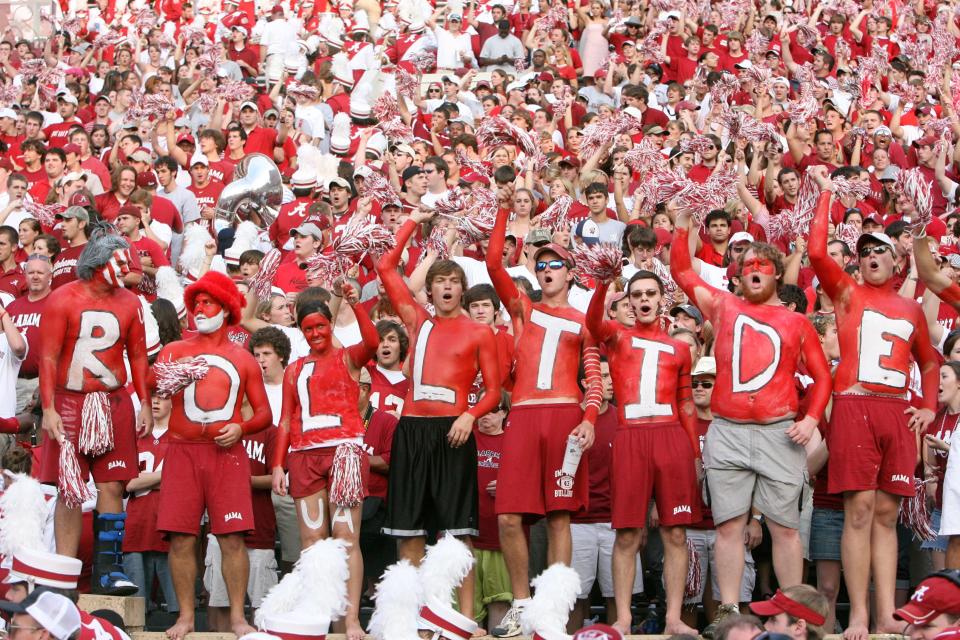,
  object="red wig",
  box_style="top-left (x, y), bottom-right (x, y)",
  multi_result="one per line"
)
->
top-left (184, 271), bottom-right (245, 326)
